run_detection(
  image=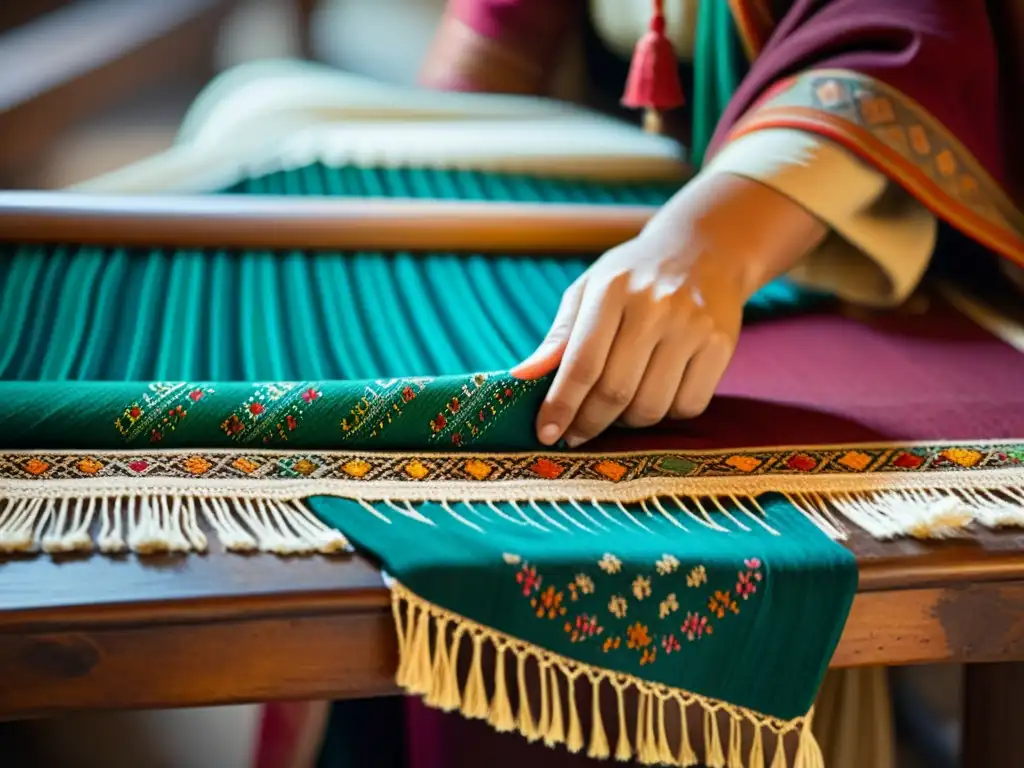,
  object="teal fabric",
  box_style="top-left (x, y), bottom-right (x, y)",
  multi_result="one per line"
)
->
top-left (691, 0), bottom-right (750, 167)
top-left (0, 169), bottom-right (828, 384)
